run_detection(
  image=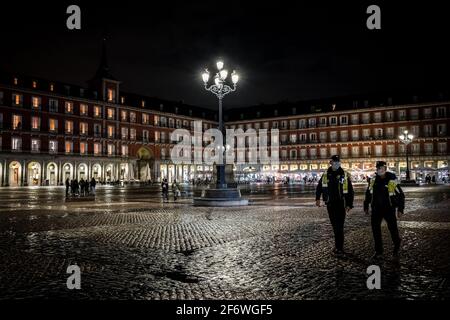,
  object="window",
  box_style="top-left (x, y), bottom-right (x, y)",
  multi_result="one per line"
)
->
top-left (330, 147), bottom-right (338, 156)
top-left (424, 108), bottom-right (432, 119)
top-left (290, 120), bottom-right (297, 129)
top-left (341, 146), bottom-right (348, 157)
top-left (385, 111), bottom-right (394, 121)
top-left (375, 145), bottom-right (383, 156)
top-left (300, 133), bottom-right (307, 142)
top-left (32, 81), bottom-right (37, 88)
top-left (300, 149), bottom-right (307, 159)
top-left (65, 121), bottom-right (73, 134)
top-left (49, 99), bottom-right (58, 112)
top-left (155, 115), bottom-right (160, 126)
top-left (130, 128), bottom-right (136, 140)
top-left (12, 137), bottom-right (22, 151)
top-left (94, 106), bottom-right (102, 118)
top-left (375, 128), bottom-right (383, 138)
top-left (330, 117), bottom-right (337, 126)
top-left (387, 145), bottom-right (395, 155)
top-left (121, 145), bottom-right (129, 156)
top-left (340, 130), bottom-right (348, 141)
top-left (320, 148), bottom-right (327, 158)
top-left (352, 146), bottom-right (359, 157)
top-left (65, 141), bottom-right (73, 154)
top-left (143, 130), bottom-right (149, 142)
top-left (13, 93), bottom-right (23, 106)
top-left (374, 112), bottom-right (382, 122)
top-left (363, 146), bottom-right (371, 156)
top-left (121, 110), bottom-right (128, 121)
top-left (398, 110), bottom-right (406, 121)
top-left (437, 106), bottom-right (446, 118)
top-left (362, 129), bottom-right (370, 139)
top-left (13, 77), bottom-right (18, 85)
top-left (80, 142), bottom-right (88, 155)
top-left (351, 114), bottom-right (359, 125)
top-left (94, 124), bottom-right (101, 136)
top-left (121, 127), bottom-right (129, 139)
top-left (310, 133), bottom-right (317, 142)
top-left (49, 119), bottom-right (58, 132)
top-left (425, 143), bottom-right (433, 154)
top-left (438, 142), bottom-right (447, 153)
top-left (65, 101), bottom-right (74, 113)
top-left (320, 132), bottom-right (327, 142)
top-left (50, 83), bottom-right (54, 92)
top-left (130, 112), bottom-right (136, 123)
top-left (107, 108), bottom-right (115, 120)
top-left (272, 121), bottom-right (278, 129)
top-left (352, 129), bottom-right (359, 141)
top-left (80, 122), bottom-right (88, 135)
top-left (411, 125), bottom-right (420, 138)
top-left (423, 124), bottom-right (432, 137)
top-left (12, 115), bottom-right (22, 130)
top-left (49, 140), bottom-right (58, 153)
top-left (410, 109), bottom-right (419, 120)
top-left (411, 143), bottom-right (420, 154)
top-left (108, 125), bottom-right (115, 138)
top-left (32, 96), bottom-right (41, 109)
top-left (330, 131), bottom-right (337, 142)
top-left (437, 124), bottom-right (447, 136)
top-left (308, 118), bottom-right (316, 128)
top-left (362, 113), bottom-right (370, 124)
top-left (386, 127), bottom-right (395, 139)
top-left (340, 115), bottom-right (348, 125)
top-left (107, 143), bottom-right (115, 156)
top-left (299, 119), bottom-right (306, 129)
top-left (94, 143), bottom-right (102, 155)
top-left (142, 113), bottom-right (149, 124)
top-left (80, 104), bottom-right (88, 116)
top-left (31, 116), bottom-right (40, 130)
top-left (281, 121), bottom-right (287, 129)
top-left (320, 117), bottom-right (327, 126)
top-left (31, 139), bottom-right (40, 152)
top-left (107, 88), bottom-right (115, 102)
top-left (310, 148), bottom-right (317, 158)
